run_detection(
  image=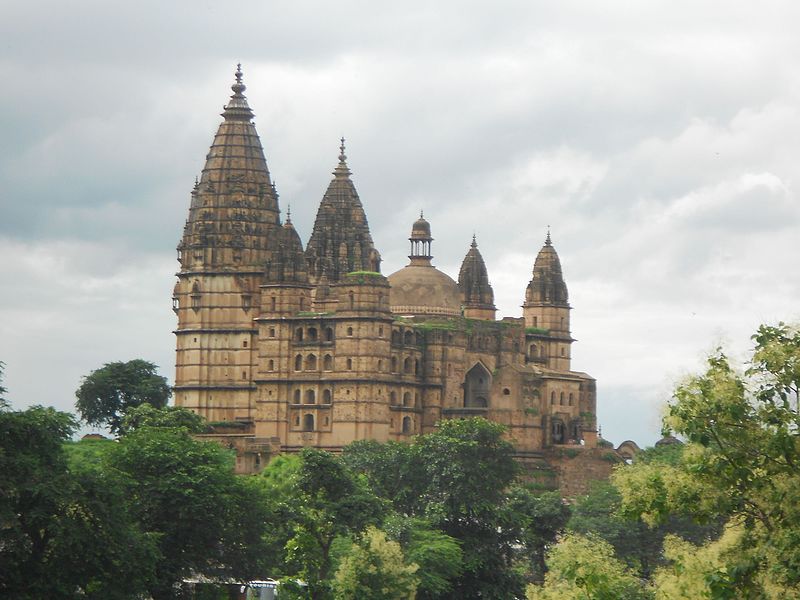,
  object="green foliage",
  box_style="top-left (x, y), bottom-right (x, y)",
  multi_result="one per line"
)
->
top-left (75, 359), bottom-right (171, 435)
top-left (526, 327), bottom-right (549, 335)
top-left (526, 533), bottom-right (653, 600)
top-left (260, 449), bottom-right (387, 600)
top-left (344, 418), bottom-right (540, 598)
top-left (382, 515), bottom-right (463, 599)
top-left (613, 323), bottom-right (800, 596)
top-left (332, 527), bottom-right (418, 600)
top-left (0, 407), bottom-right (157, 599)
top-left (0, 361), bottom-right (7, 409)
top-left (119, 403), bottom-right (209, 434)
top-left (109, 427), bottom-right (271, 599)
